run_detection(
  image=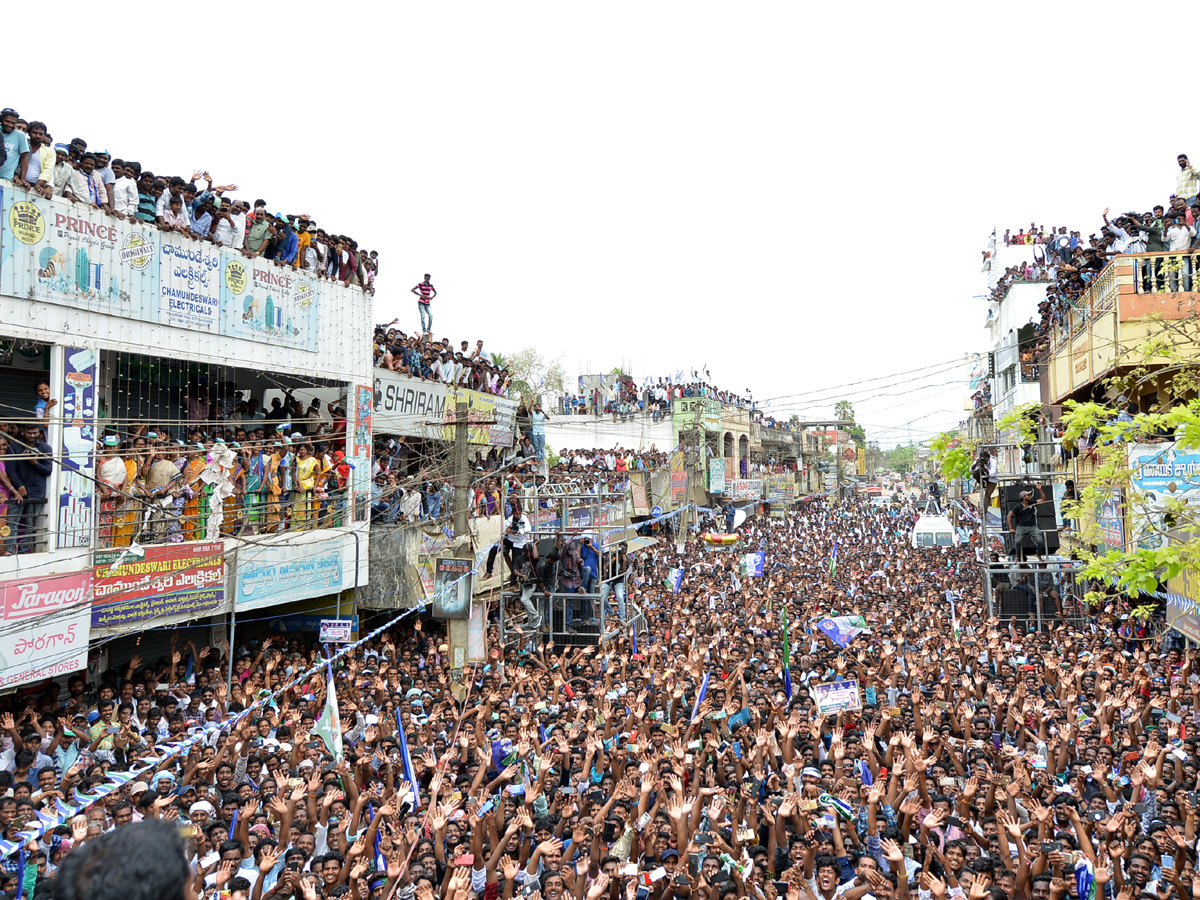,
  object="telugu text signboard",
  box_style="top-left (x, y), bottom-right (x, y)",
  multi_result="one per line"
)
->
top-left (0, 571), bottom-right (92, 689)
top-left (92, 542), bottom-right (224, 627)
top-left (235, 536), bottom-right (352, 612)
top-left (158, 233), bottom-right (221, 332)
top-left (1127, 442), bottom-right (1200, 551)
